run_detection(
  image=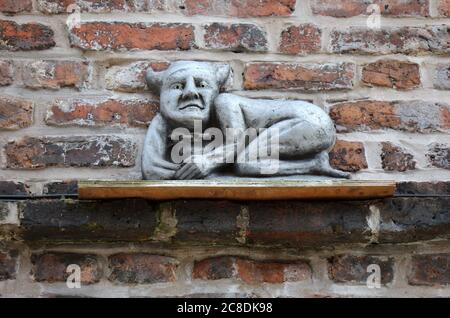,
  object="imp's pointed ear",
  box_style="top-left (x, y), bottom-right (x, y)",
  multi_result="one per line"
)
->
top-left (215, 64), bottom-right (231, 88)
top-left (145, 68), bottom-right (165, 93)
